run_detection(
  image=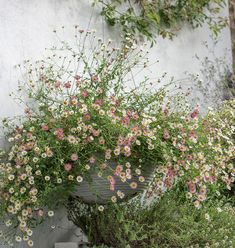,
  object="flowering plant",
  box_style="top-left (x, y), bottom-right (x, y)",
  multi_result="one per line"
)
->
top-left (146, 99), bottom-right (235, 207)
top-left (0, 29), bottom-right (164, 246)
top-left (0, 28), bottom-right (234, 247)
